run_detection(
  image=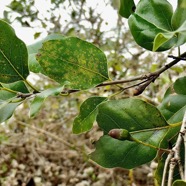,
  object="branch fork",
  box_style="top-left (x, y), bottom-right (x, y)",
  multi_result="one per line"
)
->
top-left (161, 111), bottom-right (186, 186)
